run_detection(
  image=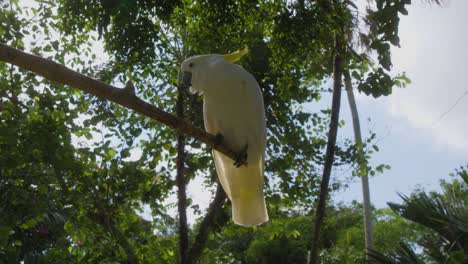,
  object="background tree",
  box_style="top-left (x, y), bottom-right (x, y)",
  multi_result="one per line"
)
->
top-left (0, 0), bottom-right (441, 263)
top-left (1, 1), bottom-right (336, 262)
top-left (308, 0), bottom-right (417, 261)
top-left (369, 166), bottom-right (468, 264)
